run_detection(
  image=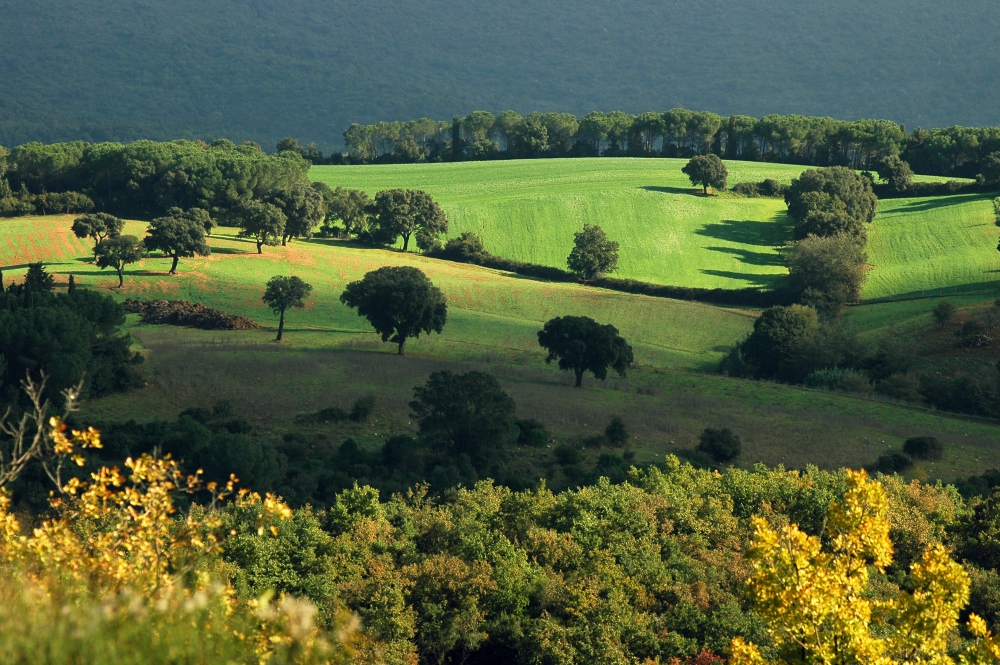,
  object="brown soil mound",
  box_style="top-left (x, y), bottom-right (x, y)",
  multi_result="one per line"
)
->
top-left (124, 299), bottom-right (260, 330)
